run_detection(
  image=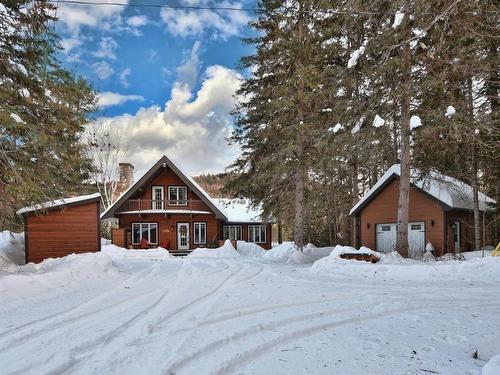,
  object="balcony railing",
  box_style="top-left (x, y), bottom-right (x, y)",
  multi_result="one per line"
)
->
top-left (116, 199), bottom-right (210, 214)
